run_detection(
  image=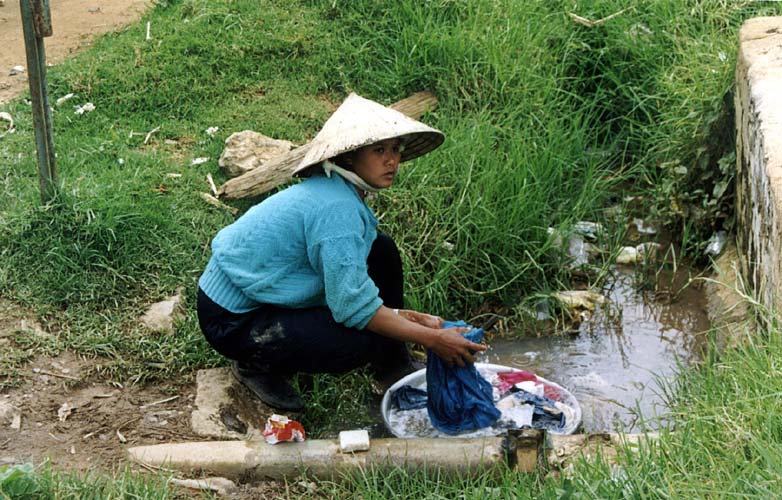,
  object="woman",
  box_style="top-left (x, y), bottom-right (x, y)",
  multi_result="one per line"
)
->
top-left (197, 93), bottom-right (485, 411)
